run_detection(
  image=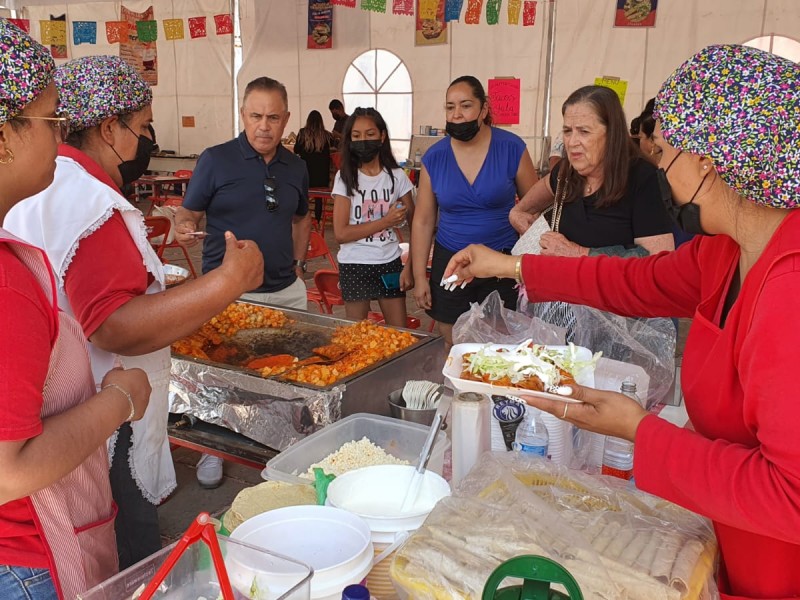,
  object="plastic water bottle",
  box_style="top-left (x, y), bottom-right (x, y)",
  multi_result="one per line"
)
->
top-left (512, 406), bottom-right (549, 458)
top-left (601, 381), bottom-right (638, 480)
top-left (392, 199), bottom-right (407, 228)
top-left (414, 149), bottom-right (421, 167)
